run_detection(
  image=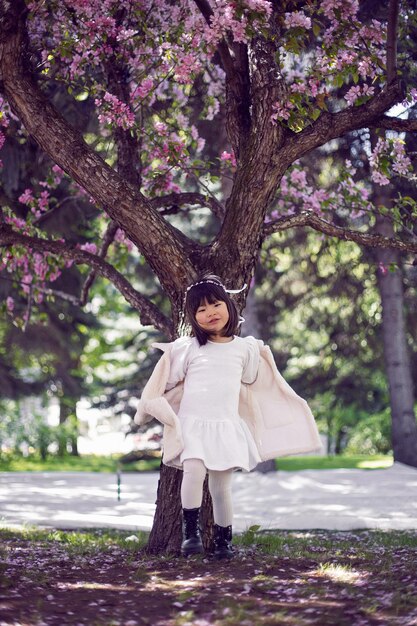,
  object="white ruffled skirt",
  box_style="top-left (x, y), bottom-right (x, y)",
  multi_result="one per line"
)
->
top-left (168, 414), bottom-right (261, 472)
